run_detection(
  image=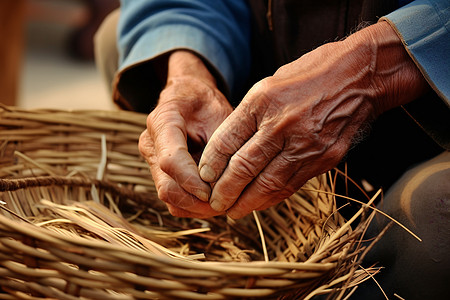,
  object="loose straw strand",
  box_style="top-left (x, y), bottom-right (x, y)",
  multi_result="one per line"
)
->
top-left (301, 187), bottom-right (422, 242)
top-left (253, 210), bottom-right (269, 262)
